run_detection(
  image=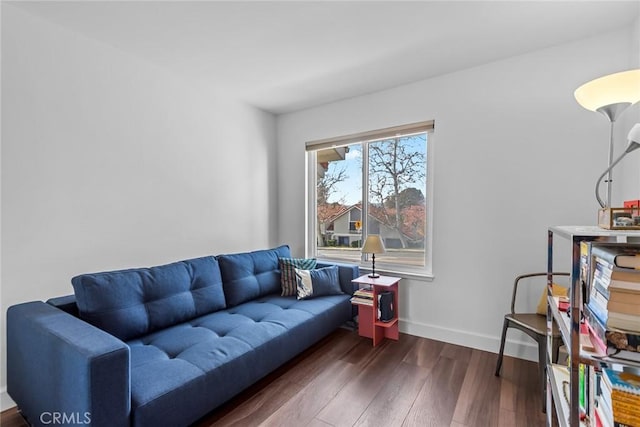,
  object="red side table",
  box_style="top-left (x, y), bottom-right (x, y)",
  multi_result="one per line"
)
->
top-left (351, 274), bottom-right (400, 346)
